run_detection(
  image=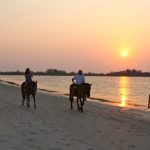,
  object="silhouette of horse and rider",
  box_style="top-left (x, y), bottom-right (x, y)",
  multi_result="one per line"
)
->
top-left (69, 70), bottom-right (92, 112)
top-left (21, 68), bottom-right (37, 108)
